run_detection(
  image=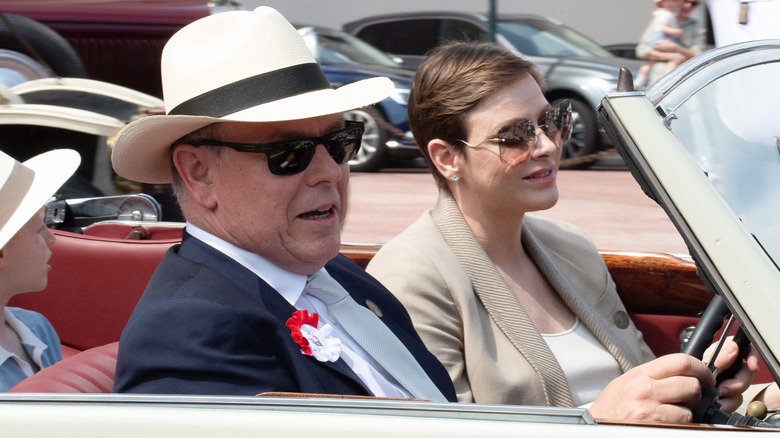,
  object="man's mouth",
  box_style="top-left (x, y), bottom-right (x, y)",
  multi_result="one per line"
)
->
top-left (299, 207), bottom-right (333, 219)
